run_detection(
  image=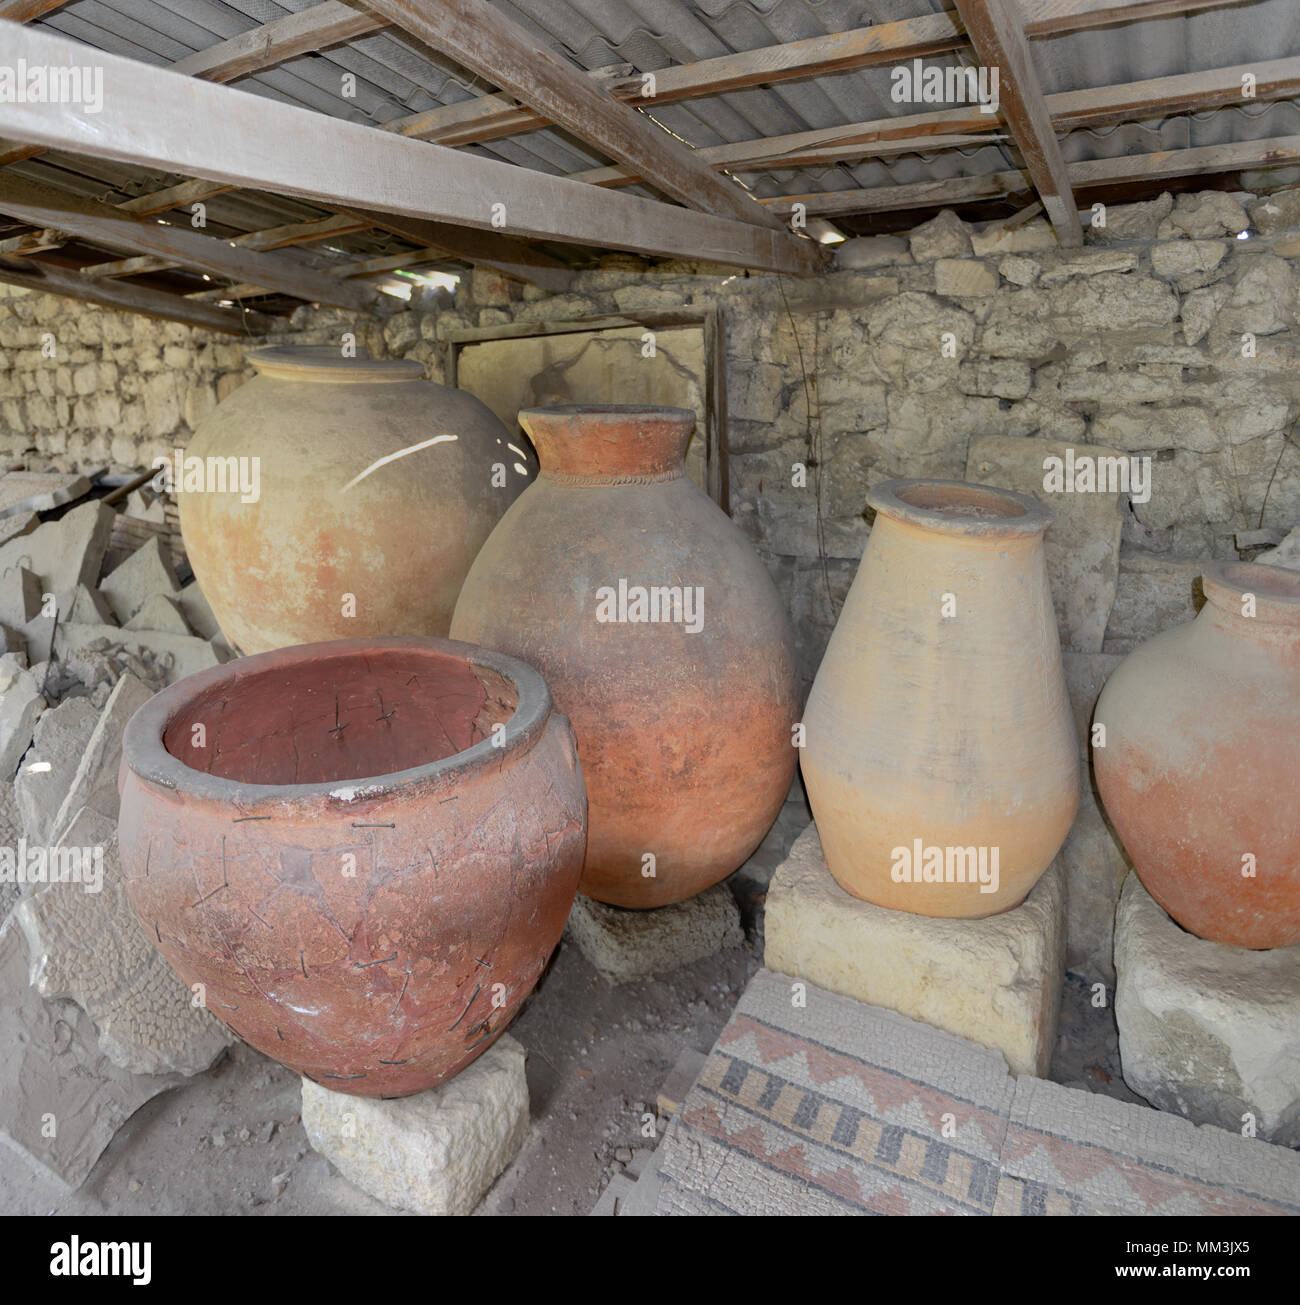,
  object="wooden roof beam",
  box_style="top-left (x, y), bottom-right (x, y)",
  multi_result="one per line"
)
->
top-left (955, 0), bottom-right (1083, 246)
top-left (0, 27), bottom-right (824, 275)
top-left (0, 173), bottom-right (379, 309)
top-left (0, 254), bottom-right (273, 333)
